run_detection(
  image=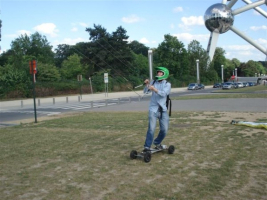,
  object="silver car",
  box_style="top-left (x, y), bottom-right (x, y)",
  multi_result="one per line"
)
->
top-left (187, 83), bottom-right (199, 90)
top-left (222, 82), bottom-right (234, 89)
